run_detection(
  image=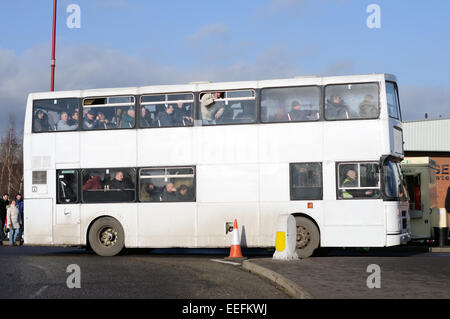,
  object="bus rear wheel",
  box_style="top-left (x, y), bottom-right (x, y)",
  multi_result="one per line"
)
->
top-left (88, 217), bottom-right (125, 257)
top-left (295, 217), bottom-right (320, 258)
